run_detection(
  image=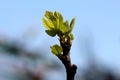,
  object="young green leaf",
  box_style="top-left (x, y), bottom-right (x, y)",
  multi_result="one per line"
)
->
top-left (54, 11), bottom-right (63, 23)
top-left (49, 17), bottom-right (57, 28)
top-left (60, 25), bottom-right (69, 33)
top-left (68, 33), bottom-right (74, 40)
top-left (56, 17), bottom-right (60, 29)
top-left (45, 11), bottom-right (53, 19)
top-left (54, 11), bottom-right (64, 29)
top-left (42, 11), bottom-right (75, 39)
top-left (42, 18), bottom-right (54, 30)
top-left (50, 44), bottom-right (63, 56)
top-left (45, 29), bottom-right (57, 37)
top-left (58, 12), bottom-right (63, 25)
top-left (54, 11), bottom-right (59, 18)
top-left (64, 20), bottom-right (69, 28)
top-left (69, 18), bottom-right (76, 32)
